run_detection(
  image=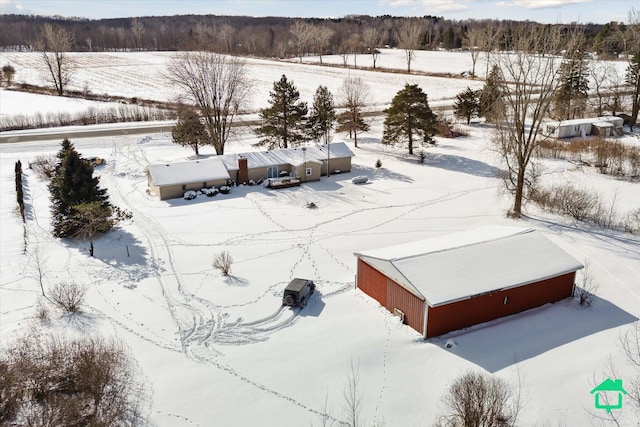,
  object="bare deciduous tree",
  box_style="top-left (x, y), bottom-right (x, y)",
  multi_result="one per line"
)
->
top-left (343, 359), bottom-right (363, 427)
top-left (167, 52), bottom-right (251, 155)
top-left (591, 322), bottom-right (640, 426)
top-left (437, 370), bottom-right (522, 427)
top-left (337, 77), bottom-right (371, 148)
top-left (363, 27), bottom-right (384, 69)
top-left (33, 23), bottom-right (75, 96)
top-left (311, 25), bottom-right (334, 64)
top-left (130, 18), bottom-right (145, 50)
top-left (290, 20), bottom-right (313, 63)
top-left (463, 26), bottom-right (483, 77)
top-left (396, 21), bottom-right (423, 73)
top-left (492, 24), bottom-right (583, 217)
top-left (218, 23), bottom-right (236, 54)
